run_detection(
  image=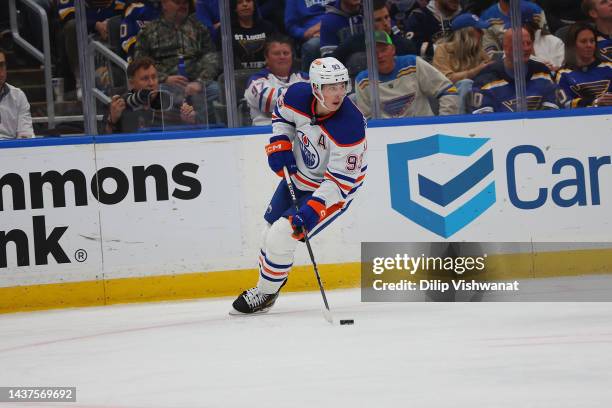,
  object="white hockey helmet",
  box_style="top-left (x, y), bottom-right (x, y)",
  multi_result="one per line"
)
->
top-left (309, 57), bottom-right (351, 108)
